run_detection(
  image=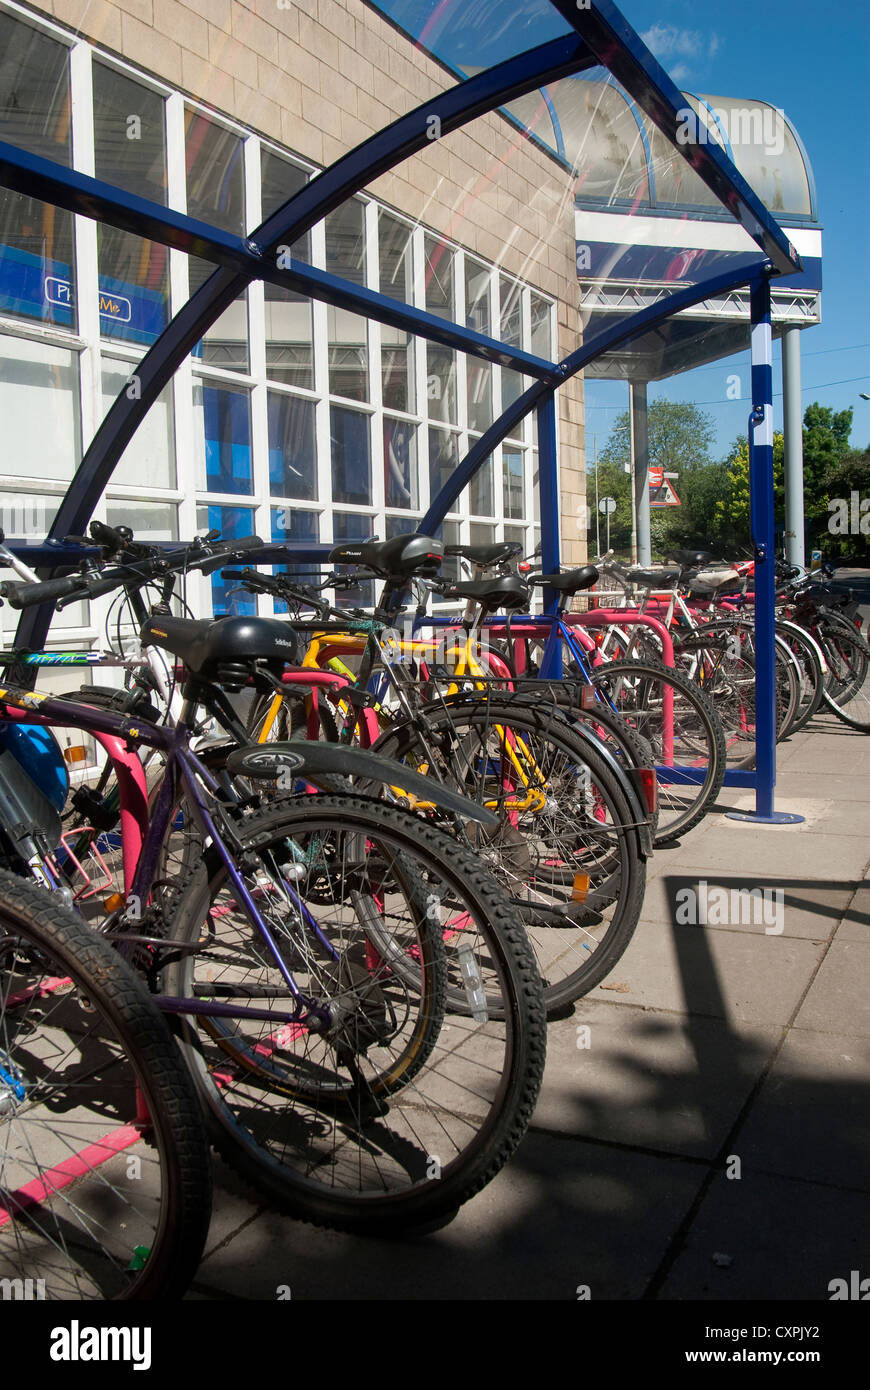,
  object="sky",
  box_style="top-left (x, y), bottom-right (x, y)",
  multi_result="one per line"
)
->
top-left (582, 0), bottom-right (870, 460)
